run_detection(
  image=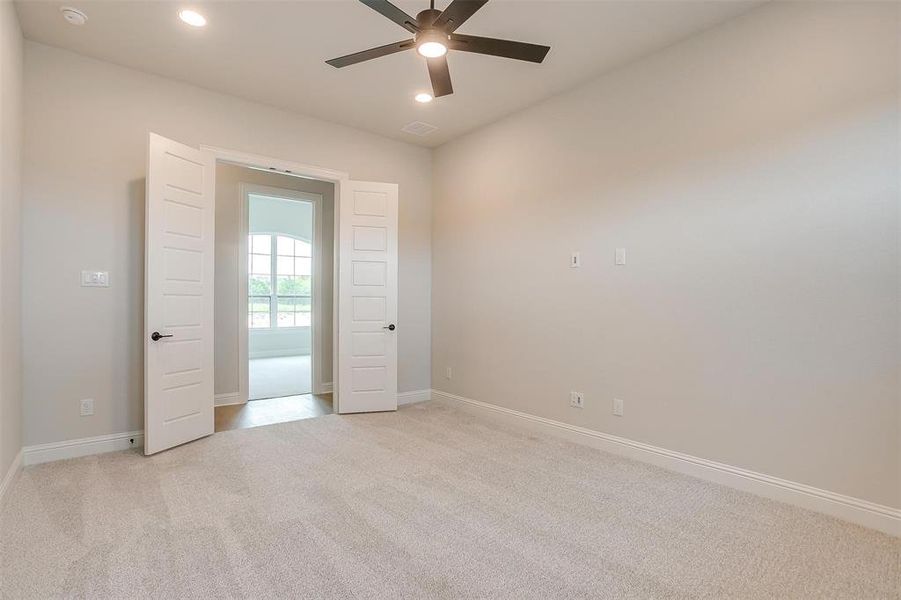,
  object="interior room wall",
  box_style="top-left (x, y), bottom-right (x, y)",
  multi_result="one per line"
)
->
top-left (431, 1), bottom-right (900, 508)
top-left (214, 162), bottom-right (334, 398)
top-left (0, 1), bottom-right (24, 482)
top-left (22, 42), bottom-right (431, 447)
